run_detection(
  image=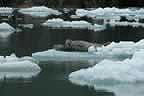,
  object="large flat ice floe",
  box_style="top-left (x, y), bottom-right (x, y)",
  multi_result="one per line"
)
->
top-left (0, 22), bottom-right (15, 38)
top-left (18, 6), bottom-right (62, 17)
top-left (32, 39), bottom-right (144, 62)
top-left (69, 49), bottom-right (144, 96)
top-left (76, 8), bottom-right (144, 20)
top-left (42, 18), bottom-right (105, 31)
top-left (32, 49), bottom-right (100, 61)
